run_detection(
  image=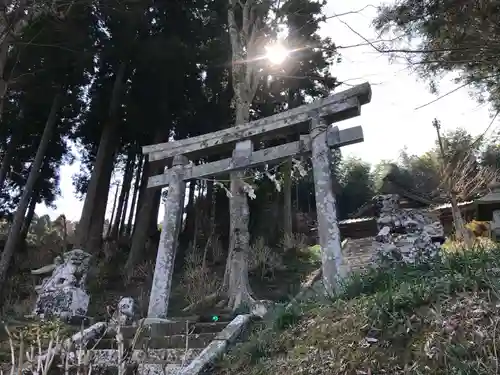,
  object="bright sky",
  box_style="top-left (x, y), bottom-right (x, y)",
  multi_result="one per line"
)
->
top-left (36, 0), bottom-right (497, 222)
